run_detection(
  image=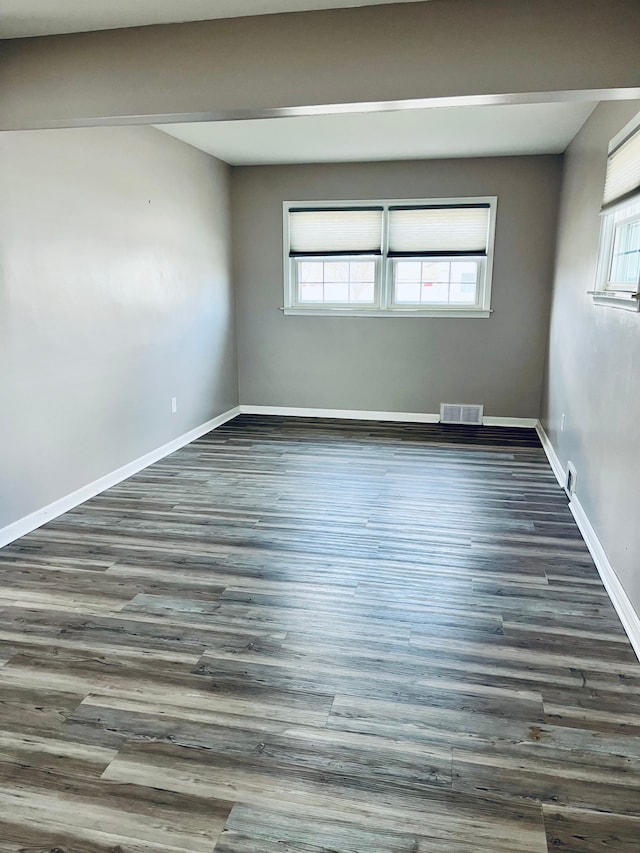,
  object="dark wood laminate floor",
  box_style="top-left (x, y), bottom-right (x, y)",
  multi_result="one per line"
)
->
top-left (0, 415), bottom-right (639, 852)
